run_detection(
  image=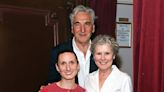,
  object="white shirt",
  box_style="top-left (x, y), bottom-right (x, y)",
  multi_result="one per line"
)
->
top-left (84, 65), bottom-right (132, 92)
top-left (72, 37), bottom-right (91, 87)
